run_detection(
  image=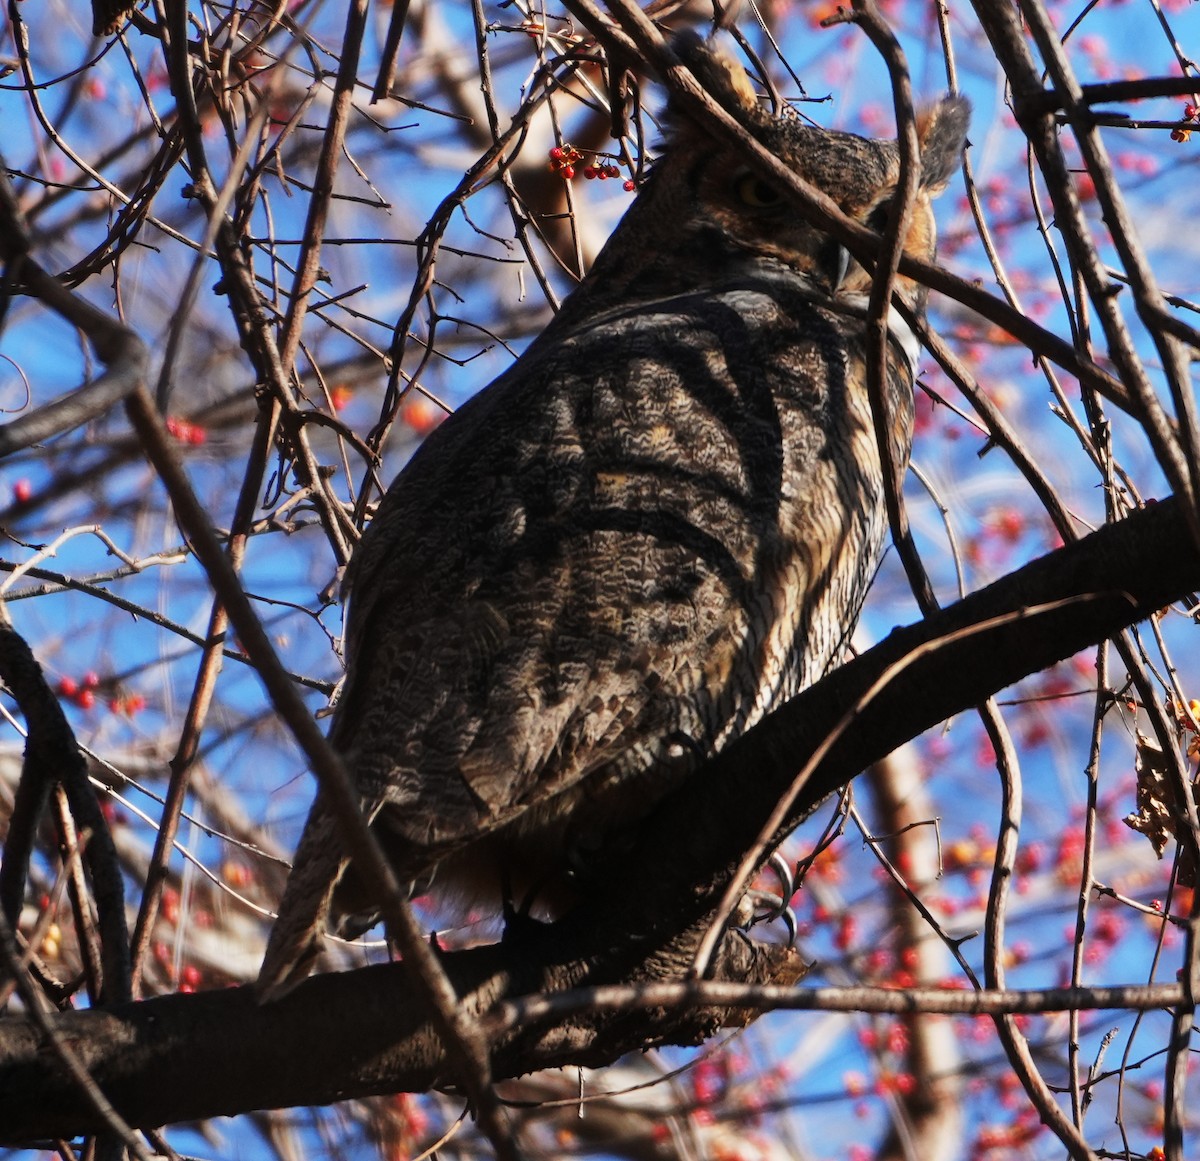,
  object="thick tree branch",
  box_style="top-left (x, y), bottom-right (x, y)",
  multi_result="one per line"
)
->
top-left (1, 494), bottom-right (1198, 1139)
